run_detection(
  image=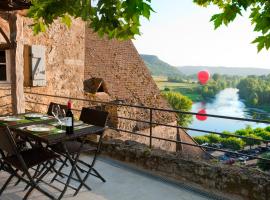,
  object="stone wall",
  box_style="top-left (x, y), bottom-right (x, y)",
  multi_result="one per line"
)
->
top-left (84, 28), bottom-right (176, 125)
top-left (0, 86), bottom-right (12, 115)
top-left (17, 16), bottom-right (87, 114)
top-left (102, 140), bottom-right (270, 200)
